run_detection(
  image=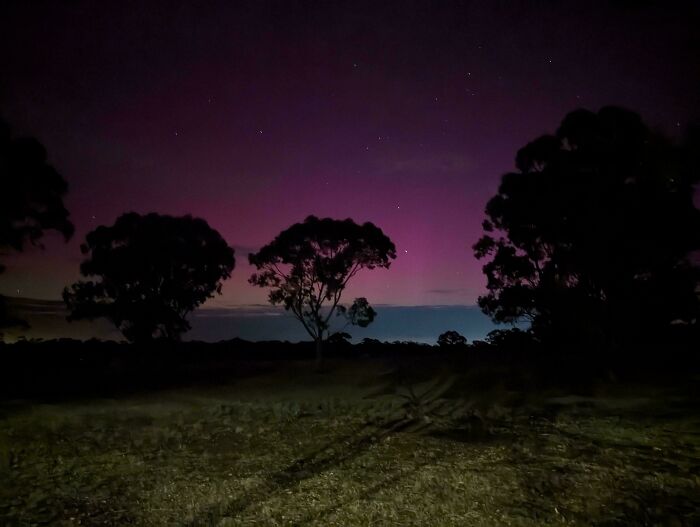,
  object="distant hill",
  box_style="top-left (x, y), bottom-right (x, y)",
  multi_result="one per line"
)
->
top-left (2, 297), bottom-right (504, 344)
